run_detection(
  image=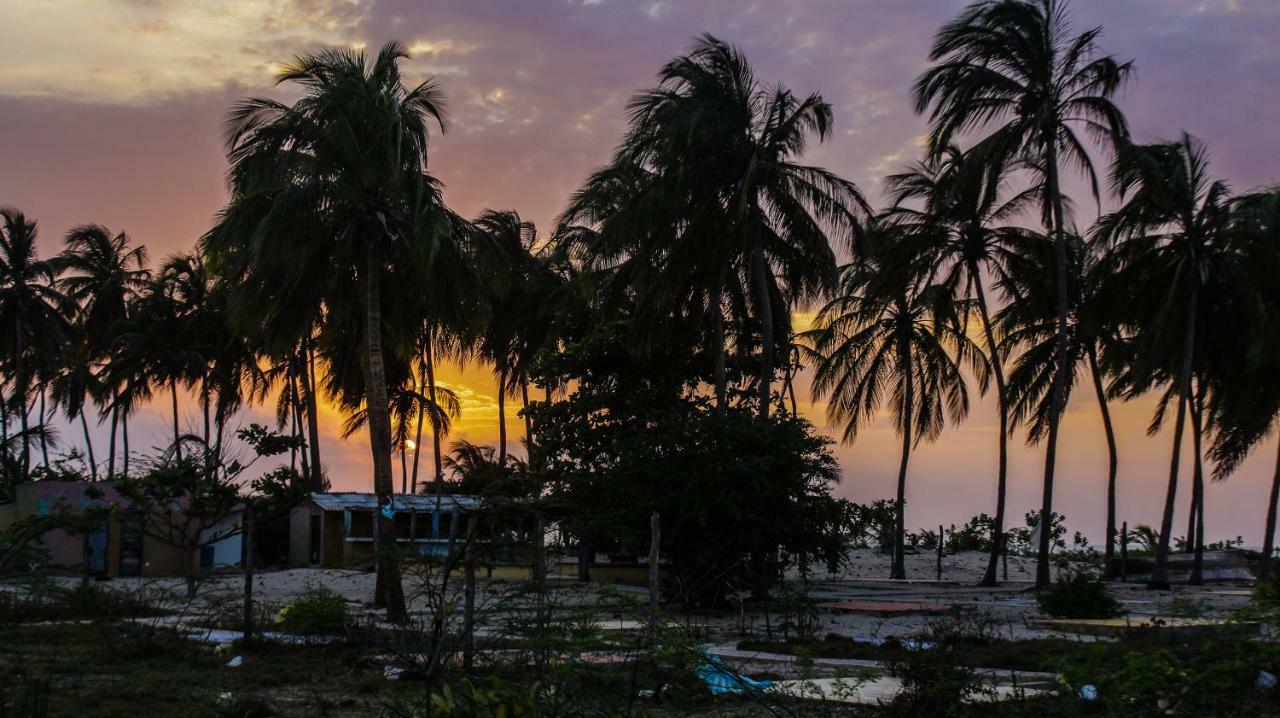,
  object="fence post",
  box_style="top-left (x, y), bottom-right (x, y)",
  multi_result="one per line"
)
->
top-left (936, 525), bottom-right (943, 581)
top-left (649, 512), bottom-right (661, 629)
top-left (463, 515), bottom-right (477, 671)
top-left (242, 508), bottom-right (255, 640)
top-left (1120, 521), bottom-right (1128, 583)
